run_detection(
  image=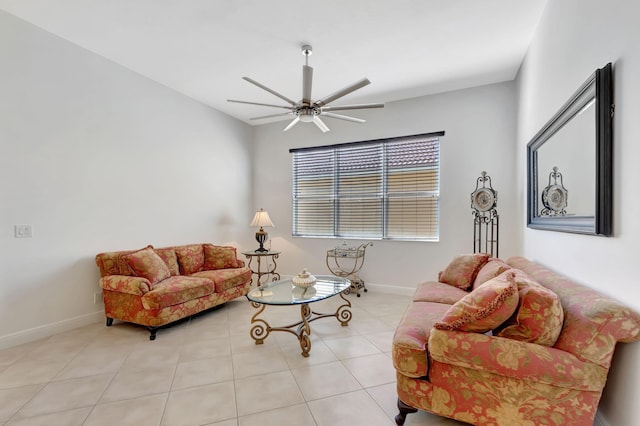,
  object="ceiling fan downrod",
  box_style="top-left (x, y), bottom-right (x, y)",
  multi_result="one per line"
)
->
top-left (301, 44), bottom-right (313, 64)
